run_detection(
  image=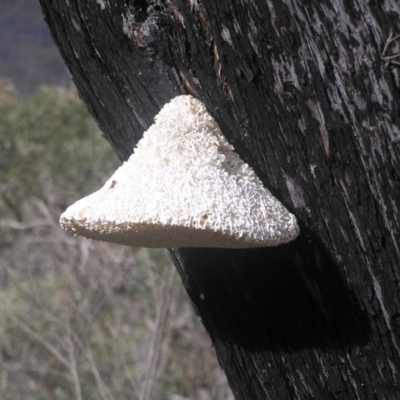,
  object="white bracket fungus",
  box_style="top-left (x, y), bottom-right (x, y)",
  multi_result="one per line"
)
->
top-left (60, 95), bottom-right (300, 248)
